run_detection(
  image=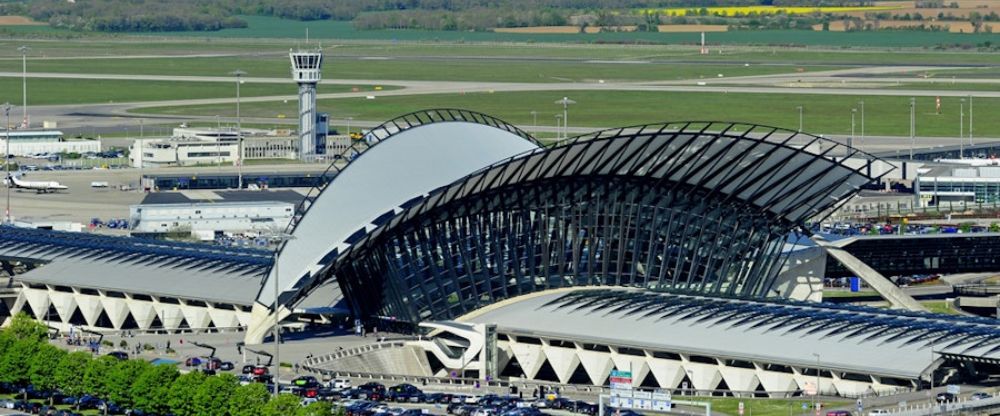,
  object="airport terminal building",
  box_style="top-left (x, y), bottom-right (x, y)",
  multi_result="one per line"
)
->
top-left (4, 110), bottom-right (1000, 397)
